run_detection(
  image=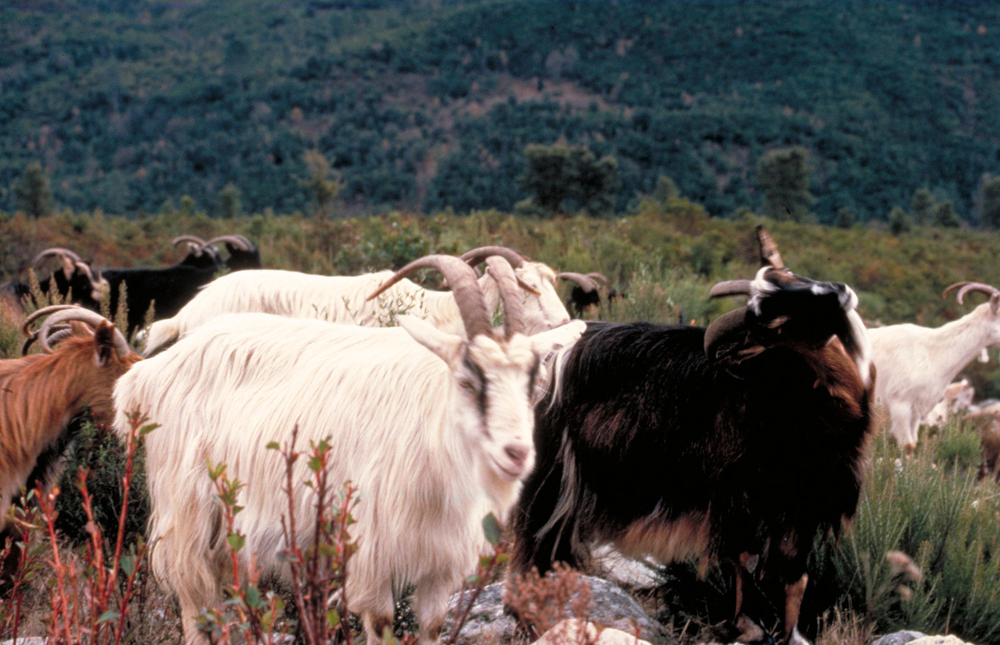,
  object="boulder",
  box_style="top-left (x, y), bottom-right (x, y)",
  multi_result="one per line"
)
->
top-left (441, 575), bottom-right (663, 645)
